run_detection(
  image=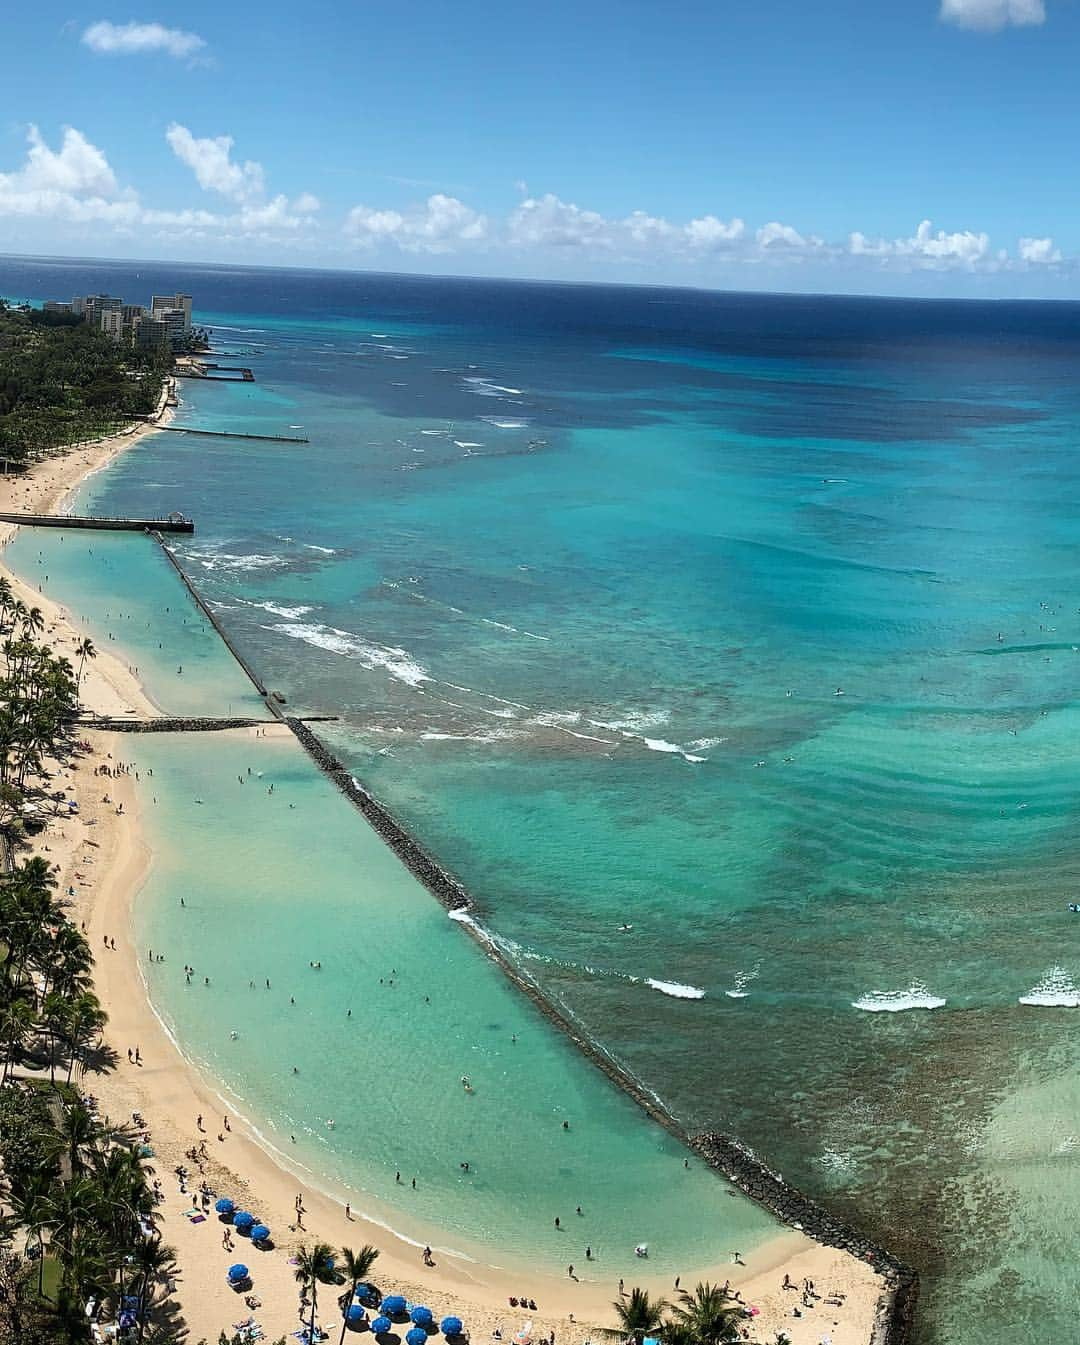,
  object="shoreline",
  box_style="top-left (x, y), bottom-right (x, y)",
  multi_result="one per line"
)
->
top-left (0, 403), bottom-right (892, 1344)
